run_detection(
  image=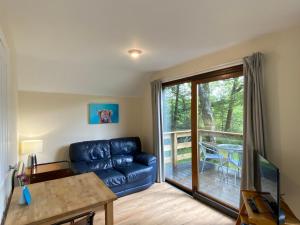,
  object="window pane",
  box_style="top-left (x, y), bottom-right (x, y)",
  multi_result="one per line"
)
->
top-left (197, 76), bottom-right (244, 208)
top-left (162, 82), bottom-right (192, 189)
